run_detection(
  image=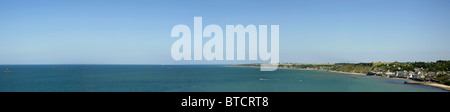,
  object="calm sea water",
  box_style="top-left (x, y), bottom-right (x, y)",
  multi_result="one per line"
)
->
top-left (0, 65), bottom-right (446, 92)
